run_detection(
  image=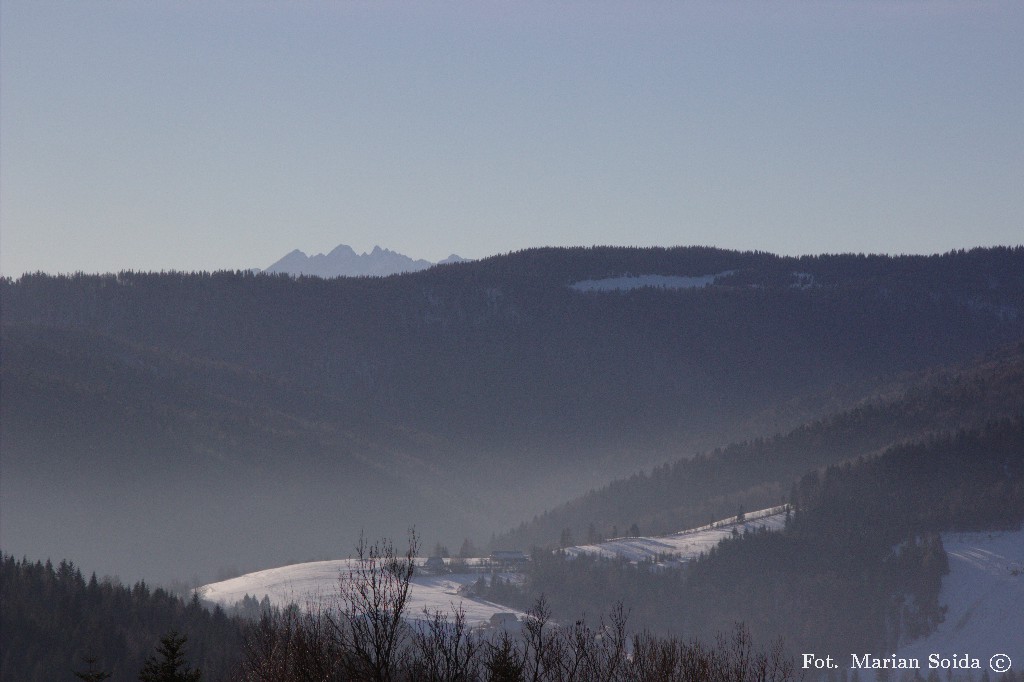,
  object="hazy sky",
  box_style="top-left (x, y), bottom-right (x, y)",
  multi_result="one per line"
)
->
top-left (2, 1), bottom-right (1022, 276)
